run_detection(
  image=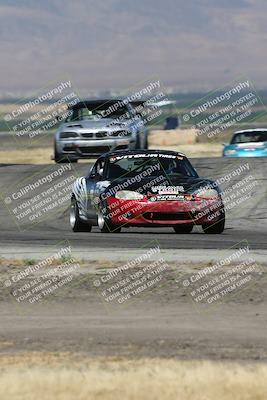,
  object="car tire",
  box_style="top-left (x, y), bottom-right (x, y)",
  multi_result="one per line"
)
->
top-left (143, 132), bottom-right (149, 149)
top-left (70, 198), bottom-right (92, 232)
top-left (97, 213), bottom-right (121, 233)
top-left (173, 224), bottom-right (193, 234)
top-left (54, 143), bottom-right (65, 163)
top-left (135, 134), bottom-right (141, 149)
top-left (54, 143), bottom-right (78, 163)
top-left (202, 214), bottom-right (225, 234)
